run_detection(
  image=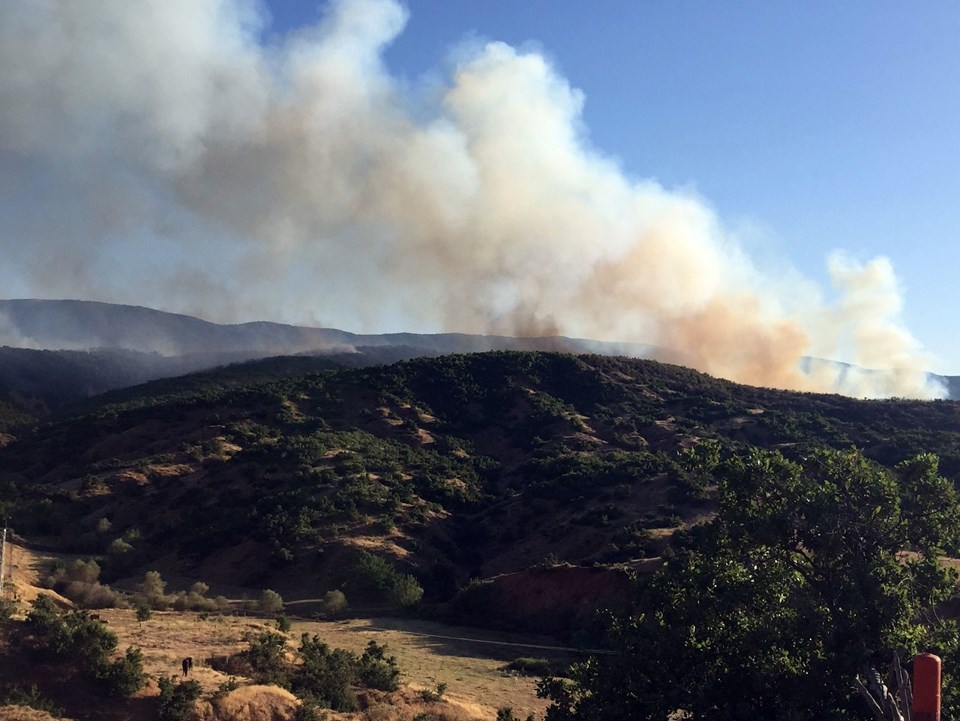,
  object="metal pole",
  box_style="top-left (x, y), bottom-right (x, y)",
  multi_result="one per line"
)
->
top-left (0, 522), bottom-right (6, 599)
